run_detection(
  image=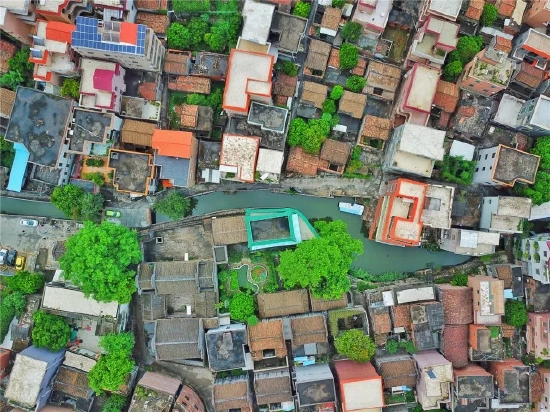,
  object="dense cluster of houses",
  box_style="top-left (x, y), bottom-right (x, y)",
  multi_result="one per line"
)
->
top-left (1, 0), bottom-right (550, 411)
